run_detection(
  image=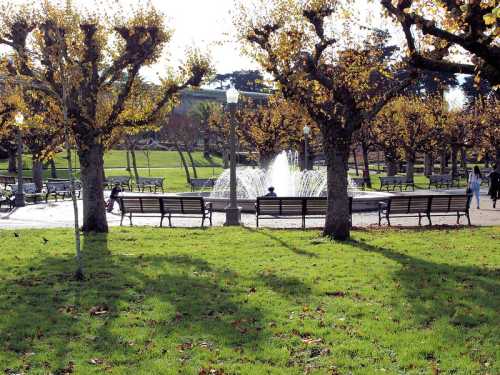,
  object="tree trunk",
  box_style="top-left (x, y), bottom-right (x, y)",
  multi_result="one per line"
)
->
top-left (49, 159), bottom-right (57, 178)
top-left (495, 147), bottom-right (500, 171)
top-left (323, 134), bottom-right (351, 241)
top-left (405, 154), bottom-right (415, 181)
top-left (130, 147), bottom-right (140, 182)
top-left (186, 148), bottom-right (198, 178)
top-left (386, 156), bottom-right (398, 176)
top-left (203, 125), bottom-right (210, 158)
top-left (125, 149), bottom-right (132, 176)
top-left (222, 148), bottom-right (229, 169)
top-left (460, 147), bottom-right (467, 169)
top-left (352, 148), bottom-right (359, 176)
top-left (79, 142), bottom-right (108, 233)
top-left (424, 153), bottom-right (433, 176)
top-left (32, 159), bottom-right (43, 192)
top-left (361, 142), bottom-right (371, 188)
top-left (175, 143), bottom-right (191, 183)
top-left (440, 148), bottom-right (447, 174)
top-left (450, 146), bottom-right (459, 178)
top-left (8, 150), bottom-right (16, 173)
